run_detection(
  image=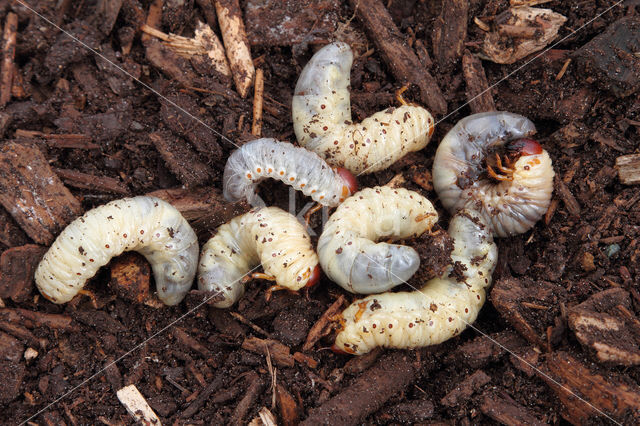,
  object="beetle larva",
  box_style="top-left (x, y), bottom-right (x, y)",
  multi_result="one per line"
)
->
top-left (292, 42), bottom-right (435, 175)
top-left (333, 208), bottom-right (497, 355)
top-left (223, 138), bottom-right (358, 207)
top-left (317, 186), bottom-right (438, 294)
top-left (198, 207), bottom-right (320, 308)
top-left (432, 111), bottom-right (554, 237)
top-left (35, 196), bottom-right (198, 306)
